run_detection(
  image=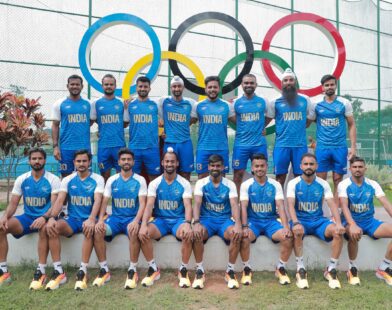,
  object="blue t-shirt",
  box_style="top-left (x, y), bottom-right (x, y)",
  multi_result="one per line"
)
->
top-left (128, 98), bottom-right (159, 150)
top-left (52, 97), bottom-right (91, 150)
top-left (234, 94), bottom-right (268, 147)
top-left (194, 176), bottom-right (237, 218)
top-left (12, 171), bottom-right (61, 217)
top-left (240, 177), bottom-right (284, 220)
top-left (196, 98), bottom-right (234, 151)
top-left (158, 96), bottom-right (197, 143)
top-left (287, 176), bottom-right (333, 221)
